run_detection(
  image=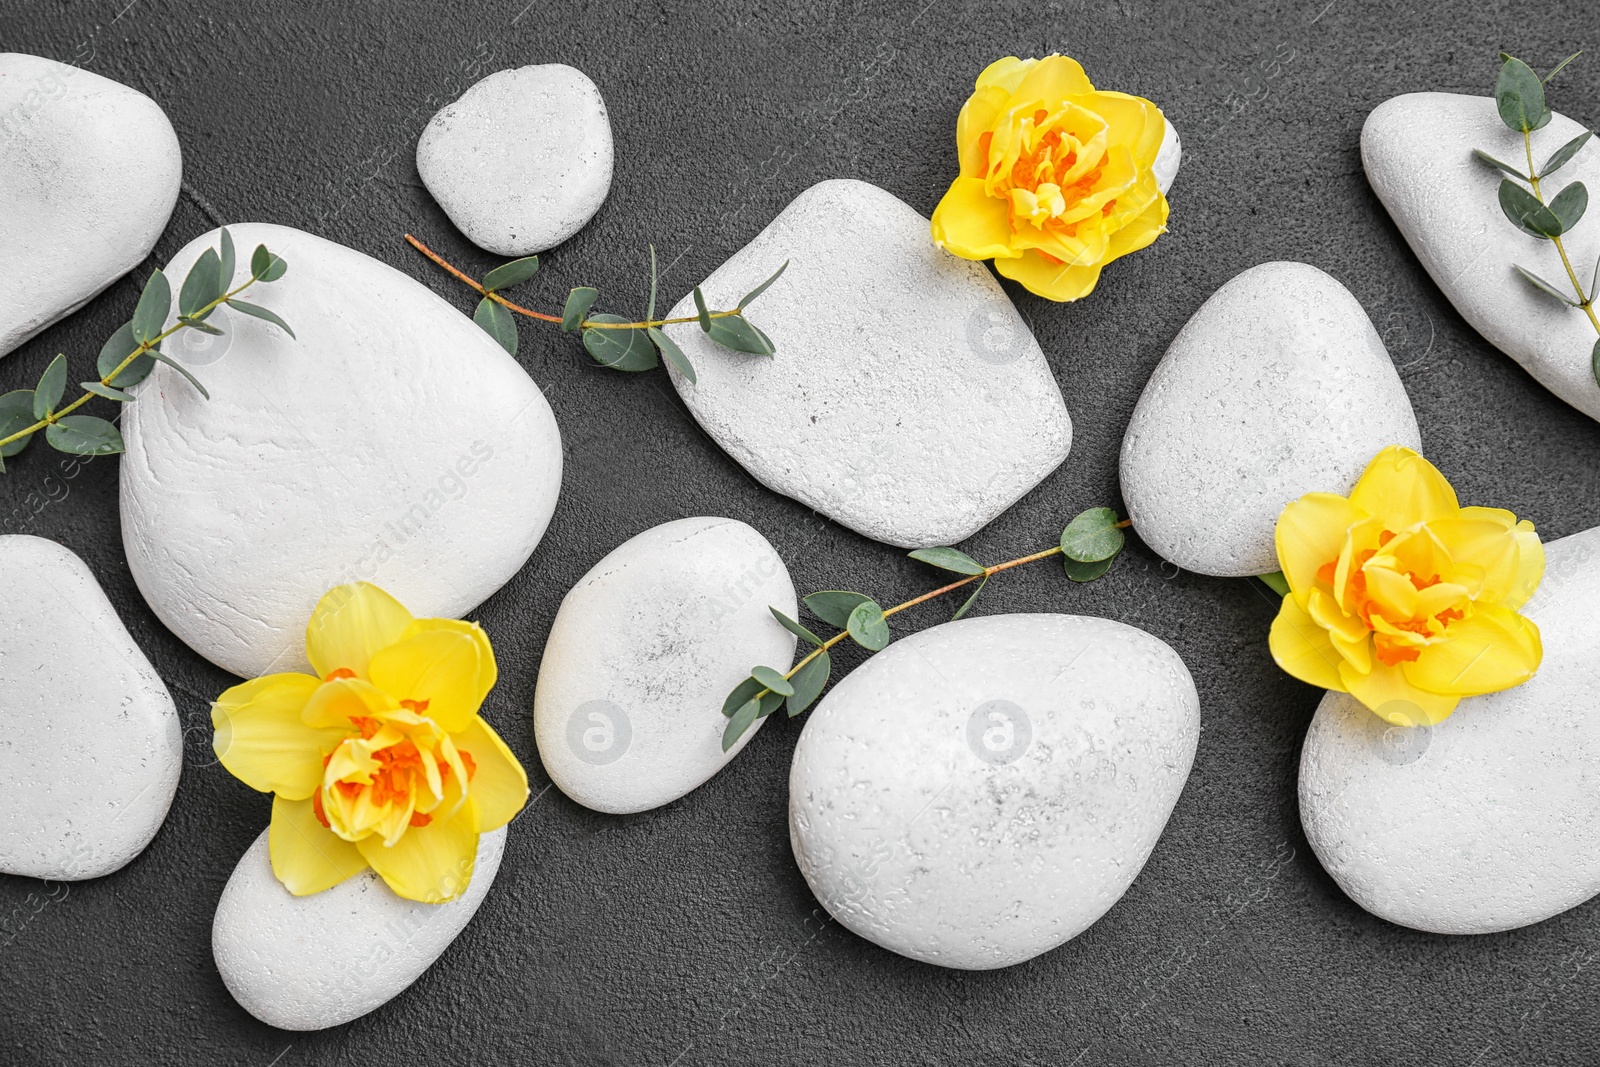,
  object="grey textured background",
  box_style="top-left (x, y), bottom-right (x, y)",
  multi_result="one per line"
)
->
top-left (2, 0), bottom-right (1598, 1063)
